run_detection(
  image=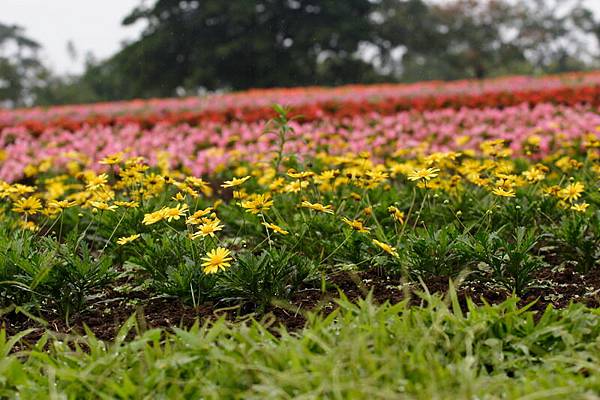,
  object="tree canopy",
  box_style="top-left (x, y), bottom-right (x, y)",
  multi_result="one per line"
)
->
top-left (0, 22), bottom-right (45, 107)
top-left (87, 0), bottom-right (382, 99)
